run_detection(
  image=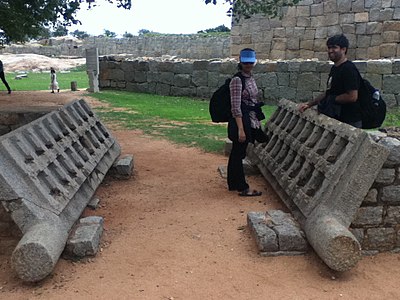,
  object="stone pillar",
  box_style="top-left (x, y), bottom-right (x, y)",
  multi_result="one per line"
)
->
top-left (86, 48), bottom-right (100, 92)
